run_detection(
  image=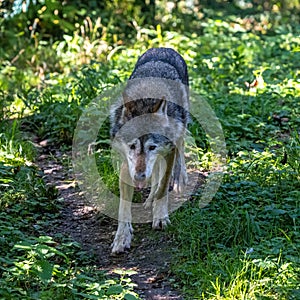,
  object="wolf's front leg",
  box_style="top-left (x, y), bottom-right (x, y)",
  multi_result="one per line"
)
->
top-left (112, 163), bottom-right (134, 254)
top-left (112, 221), bottom-right (133, 254)
top-left (152, 149), bottom-right (175, 229)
